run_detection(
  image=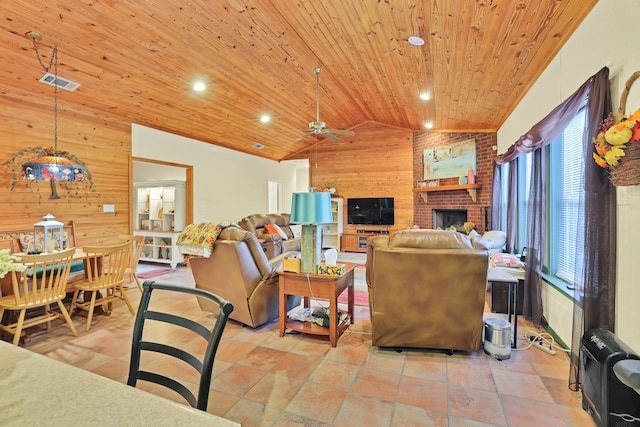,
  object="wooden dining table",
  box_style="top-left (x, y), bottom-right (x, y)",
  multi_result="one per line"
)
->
top-left (0, 341), bottom-right (240, 426)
